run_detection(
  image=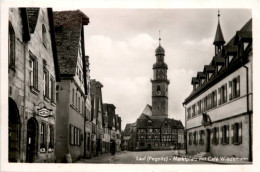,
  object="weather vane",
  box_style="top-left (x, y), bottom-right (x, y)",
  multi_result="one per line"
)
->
top-left (159, 30), bottom-right (161, 45)
top-left (218, 9), bottom-right (220, 23)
